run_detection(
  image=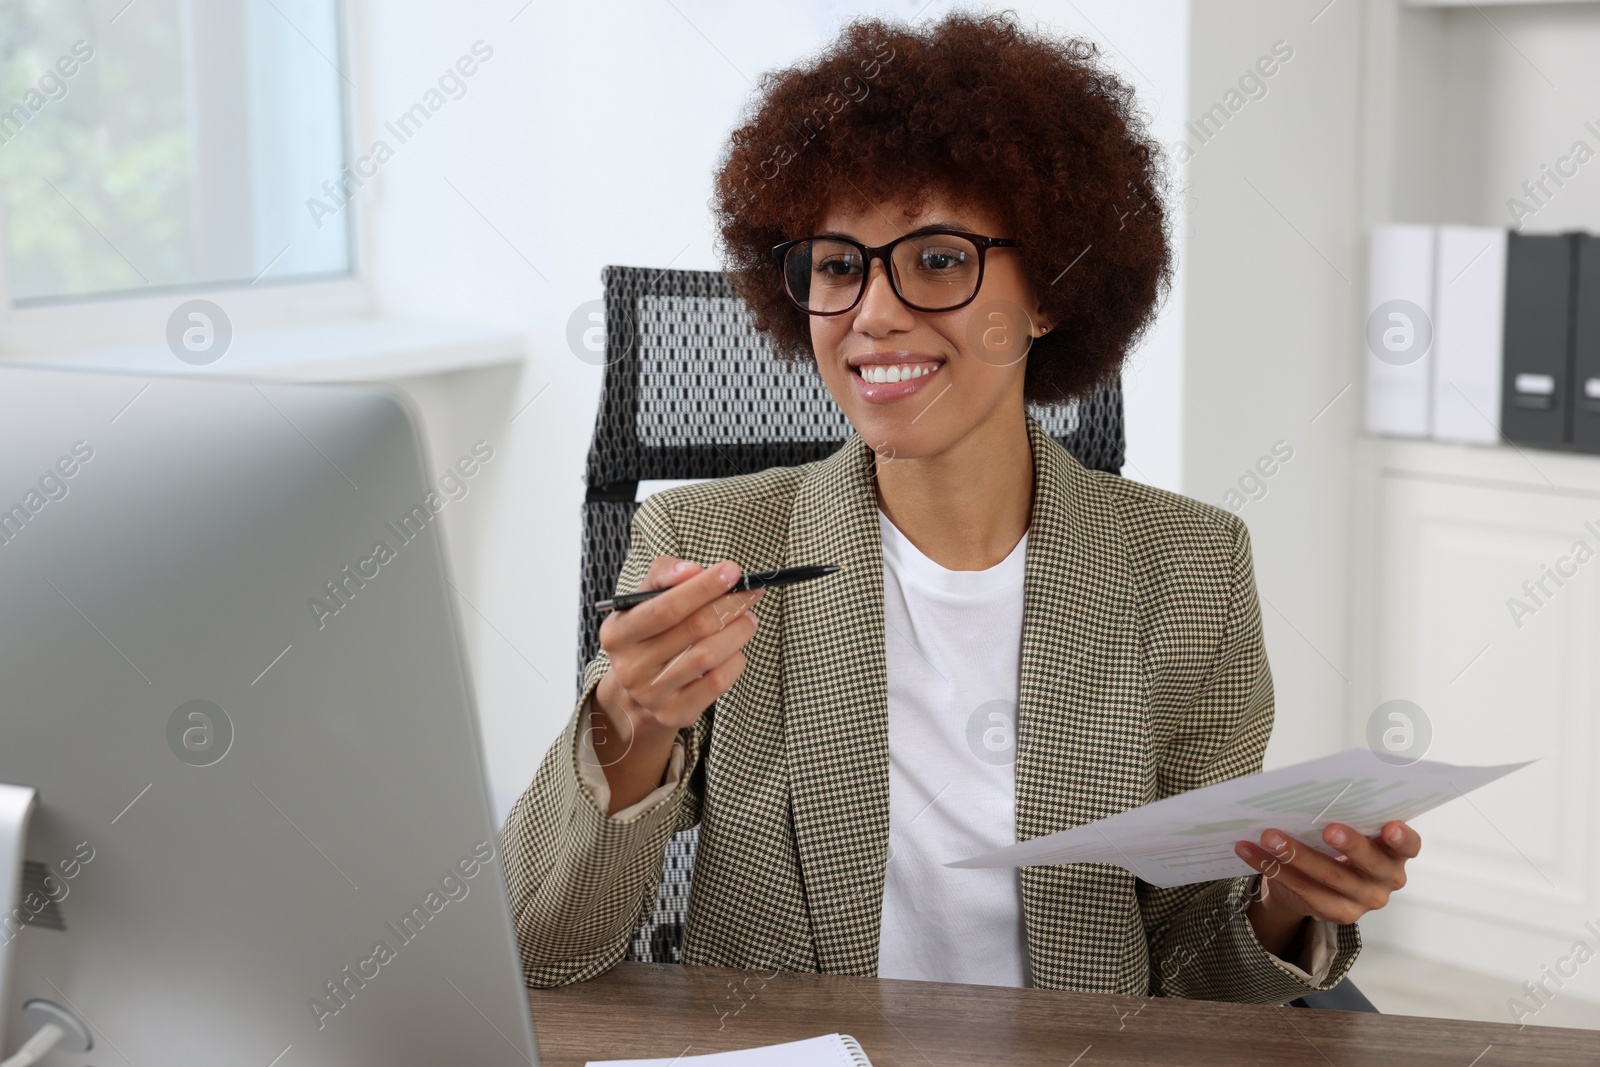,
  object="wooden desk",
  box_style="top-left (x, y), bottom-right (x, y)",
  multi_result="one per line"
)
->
top-left (527, 963), bottom-right (1596, 1066)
